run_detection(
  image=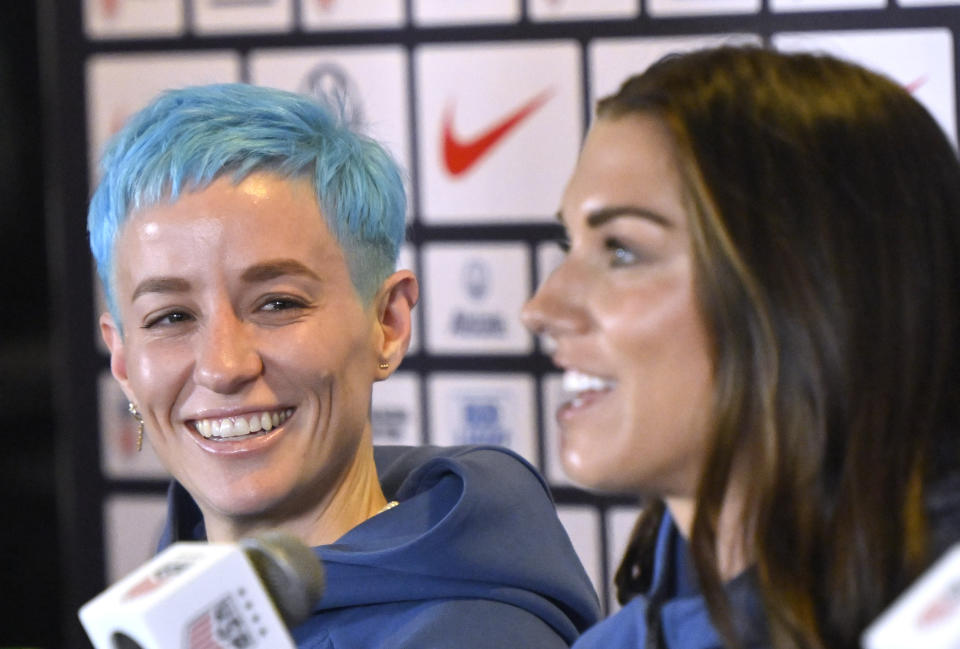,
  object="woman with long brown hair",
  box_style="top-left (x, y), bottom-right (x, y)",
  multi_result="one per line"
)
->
top-left (522, 46), bottom-right (960, 649)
